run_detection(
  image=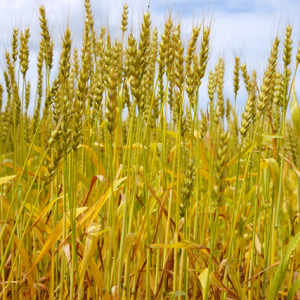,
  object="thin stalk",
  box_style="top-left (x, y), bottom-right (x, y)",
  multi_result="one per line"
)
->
top-left (0, 115), bottom-right (45, 244)
top-left (104, 133), bottom-right (115, 291)
top-left (173, 97), bottom-right (183, 293)
top-left (59, 157), bottom-right (68, 300)
top-left (0, 148), bottom-right (49, 275)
